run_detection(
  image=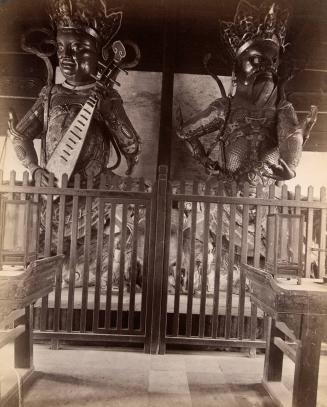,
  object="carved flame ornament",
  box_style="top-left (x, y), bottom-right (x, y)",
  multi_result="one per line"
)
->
top-left (48, 0), bottom-right (122, 59)
top-left (221, 1), bottom-right (289, 57)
